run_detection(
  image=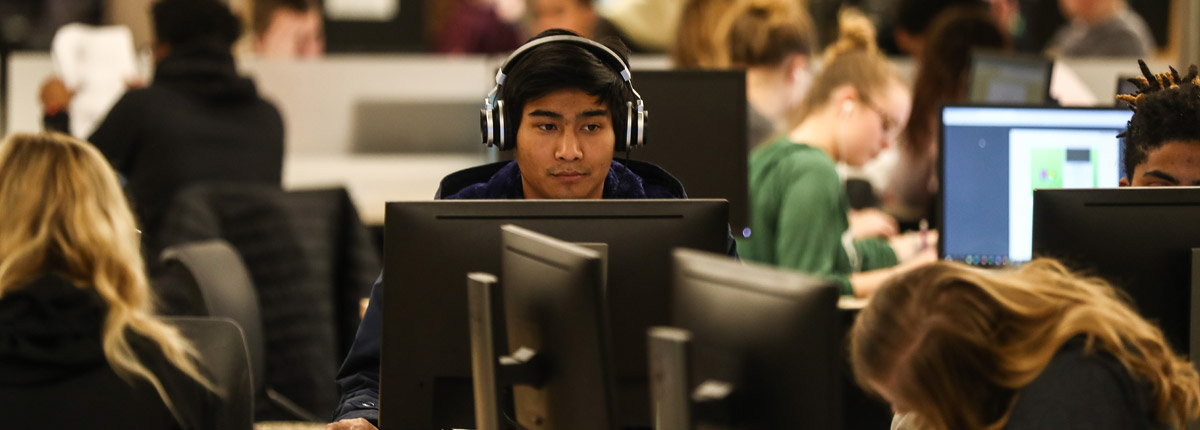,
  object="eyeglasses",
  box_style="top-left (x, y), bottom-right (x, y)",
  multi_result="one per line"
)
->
top-left (859, 99), bottom-right (900, 139)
